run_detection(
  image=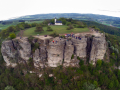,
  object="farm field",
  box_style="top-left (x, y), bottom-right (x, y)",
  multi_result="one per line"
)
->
top-left (23, 25), bottom-right (89, 36)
